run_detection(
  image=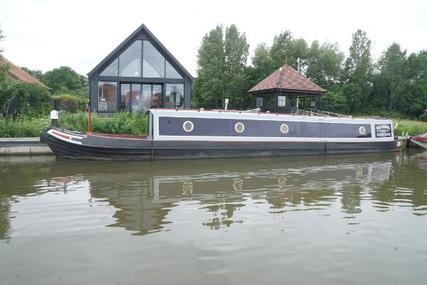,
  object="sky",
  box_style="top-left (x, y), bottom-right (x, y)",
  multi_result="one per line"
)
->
top-left (1, 0), bottom-right (426, 77)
